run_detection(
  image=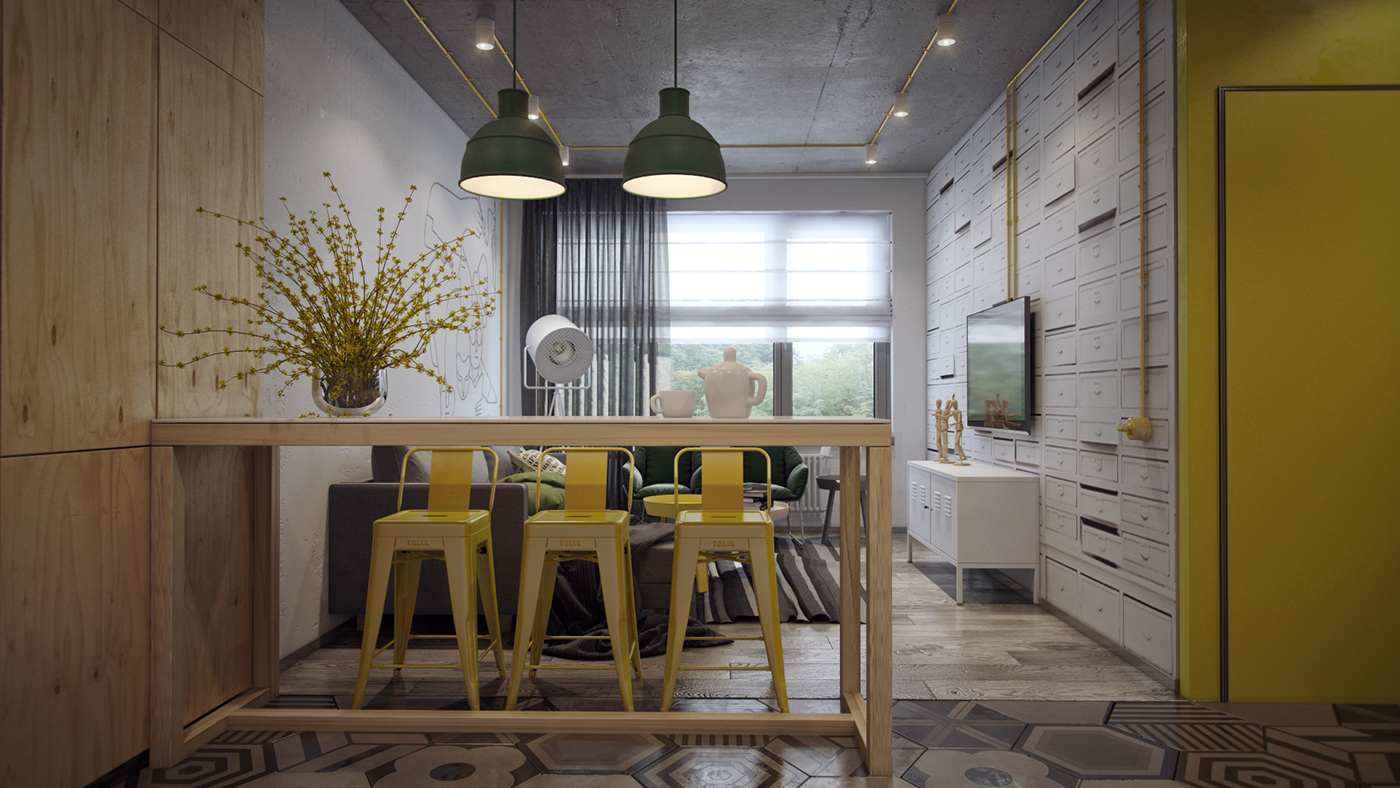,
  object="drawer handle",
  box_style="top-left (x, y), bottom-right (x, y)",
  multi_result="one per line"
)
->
top-left (1143, 632), bottom-right (1153, 642)
top-left (1140, 511), bottom-right (1150, 521)
top-left (1139, 469), bottom-right (1150, 480)
top-left (1140, 551), bottom-right (1151, 561)
top-left (1093, 338), bottom-right (1102, 349)
top-left (1096, 604), bottom-right (1104, 612)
